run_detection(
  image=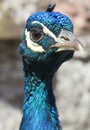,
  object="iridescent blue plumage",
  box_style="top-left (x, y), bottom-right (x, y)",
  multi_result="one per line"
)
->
top-left (18, 4), bottom-right (81, 130)
top-left (26, 11), bottom-right (73, 36)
